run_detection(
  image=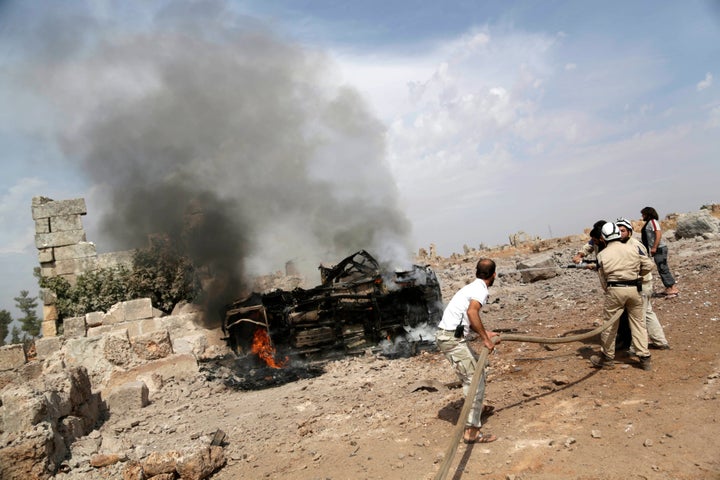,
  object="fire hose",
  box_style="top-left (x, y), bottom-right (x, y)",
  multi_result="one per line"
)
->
top-left (434, 309), bottom-right (623, 480)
